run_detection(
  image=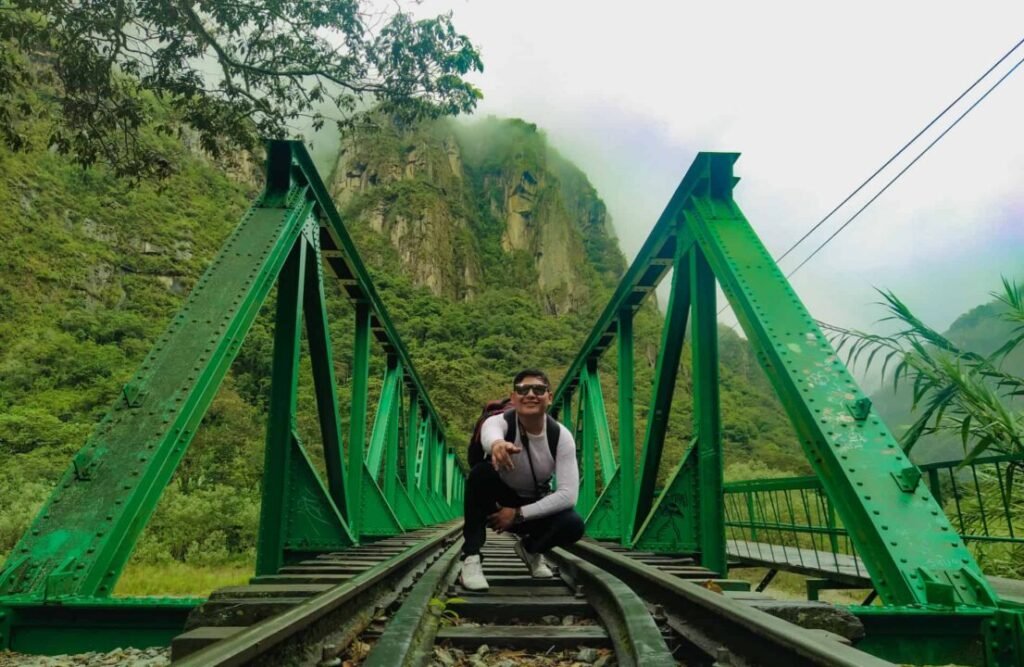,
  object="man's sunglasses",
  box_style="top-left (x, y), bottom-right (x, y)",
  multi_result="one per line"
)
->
top-left (514, 384), bottom-right (549, 397)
